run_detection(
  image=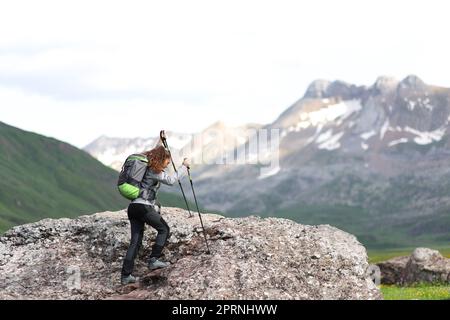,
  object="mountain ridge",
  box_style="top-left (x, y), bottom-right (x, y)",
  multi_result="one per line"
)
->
top-left (188, 75), bottom-right (450, 249)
